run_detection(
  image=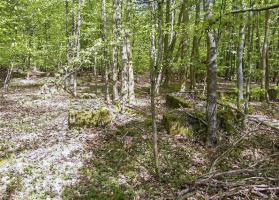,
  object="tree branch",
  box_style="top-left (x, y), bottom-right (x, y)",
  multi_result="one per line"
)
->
top-left (231, 4), bottom-right (279, 14)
